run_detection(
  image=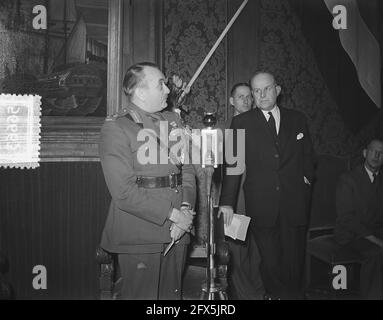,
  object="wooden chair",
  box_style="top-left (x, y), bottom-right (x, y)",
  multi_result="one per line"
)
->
top-left (96, 165), bottom-right (229, 300)
top-left (95, 247), bottom-right (122, 300)
top-left (305, 226), bottom-right (363, 299)
top-left (95, 213), bottom-right (229, 300)
top-left (305, 155), bottom-right (362, 299)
